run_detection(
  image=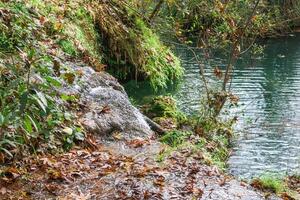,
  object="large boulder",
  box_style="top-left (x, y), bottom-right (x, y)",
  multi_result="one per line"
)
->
top-left (61, 63), bottom-right (153, 140)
